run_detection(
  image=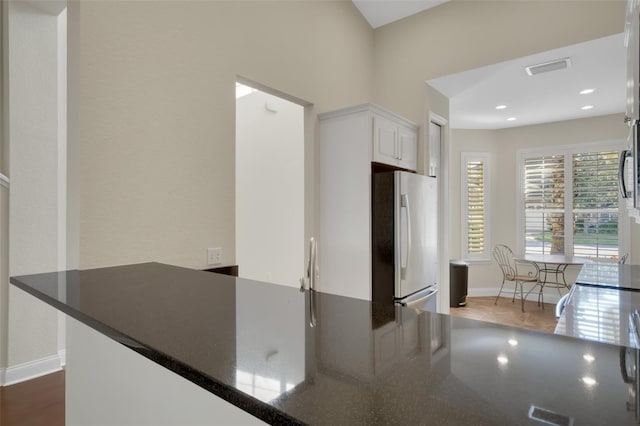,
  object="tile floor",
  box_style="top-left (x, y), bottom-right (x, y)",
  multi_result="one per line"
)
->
top-left (448, 296), bottom-right (558, 334)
